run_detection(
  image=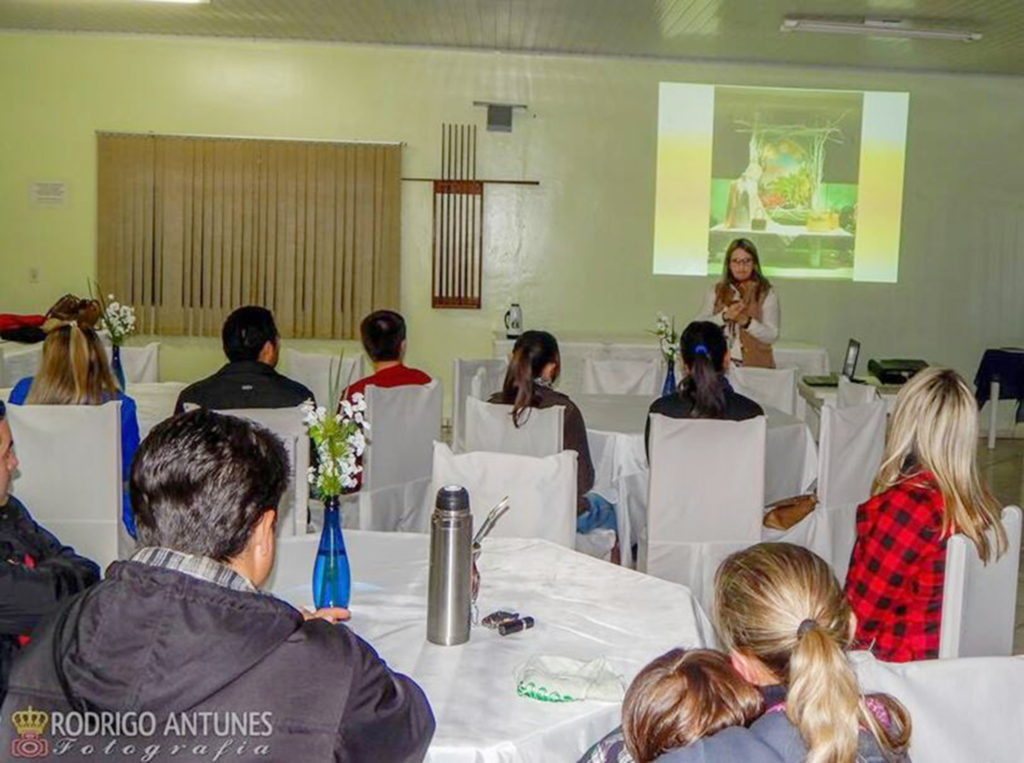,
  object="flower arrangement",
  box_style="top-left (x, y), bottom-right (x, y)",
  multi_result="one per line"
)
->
top-left (302, 395), bottom-right (369, 497)
top-left (96, 292), bottom-right (137, 346)
top-left (651, 313), bottom-right (679, 366)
